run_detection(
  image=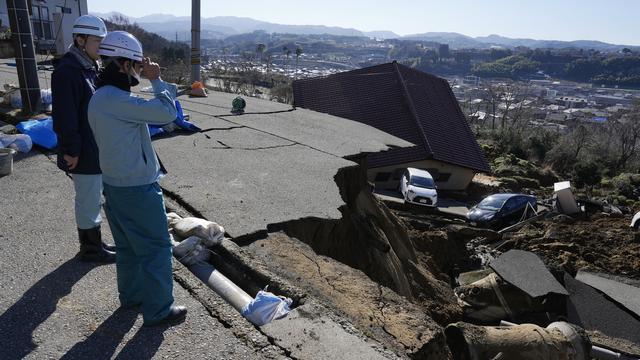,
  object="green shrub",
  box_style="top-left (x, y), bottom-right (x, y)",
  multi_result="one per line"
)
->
top-left (571, 160), bottom-right (602, 189)
top-left (511, 176), bottom-right (540, 189)
top-left (611, 173), bottom-right (637, 198)
top-left (498, 177), bottom-right (521, 191)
